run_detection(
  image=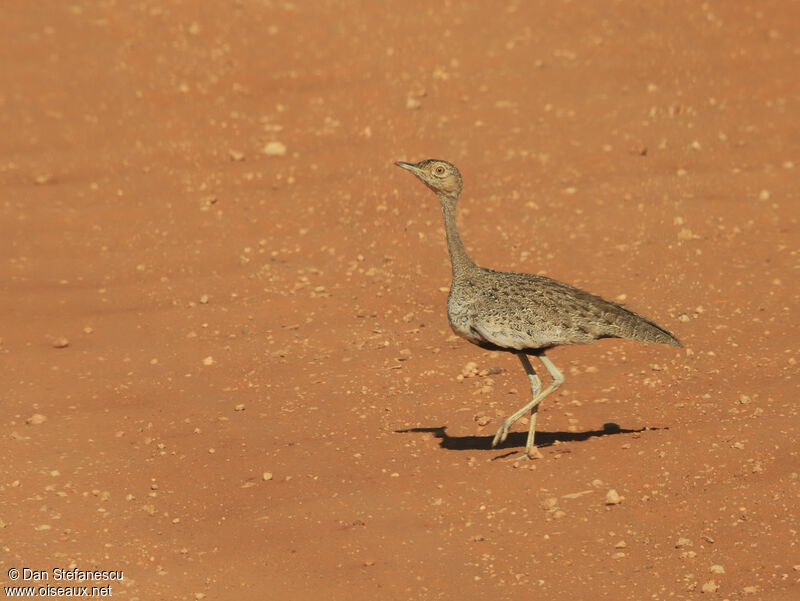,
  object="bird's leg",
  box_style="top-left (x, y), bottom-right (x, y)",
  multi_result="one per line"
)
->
top-left (492, 353), bottom-right (541, 449)
top-left (493, 351), bottom-right (566, 460)
top-left (519, 352), bottom-right (564, 457)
